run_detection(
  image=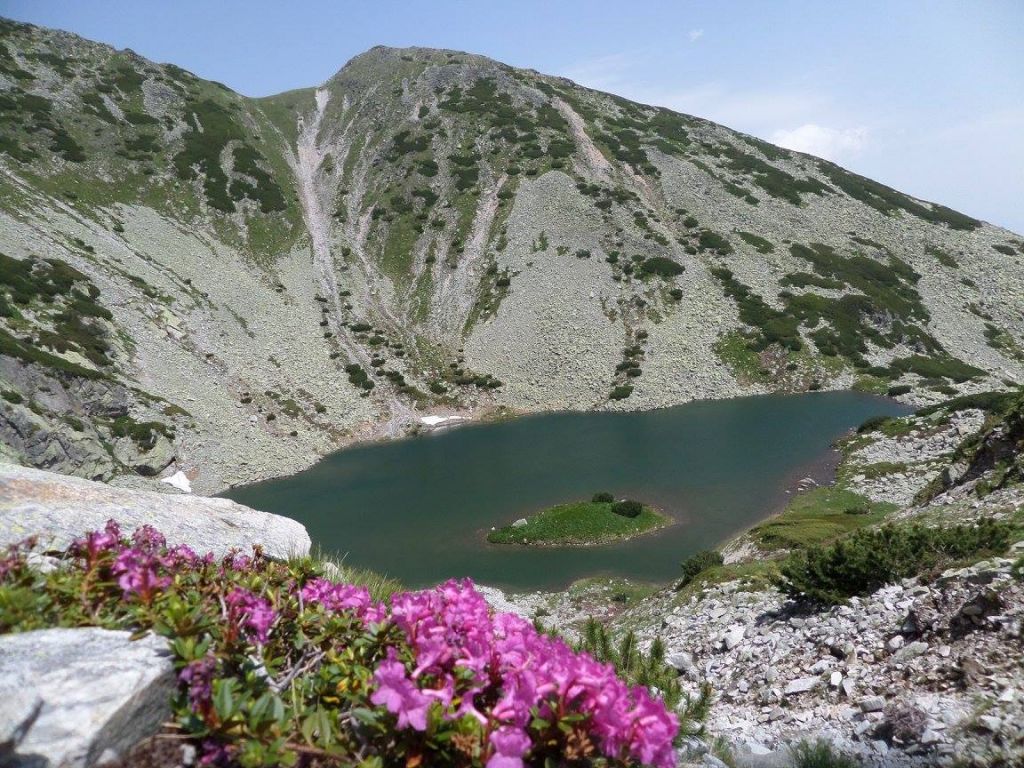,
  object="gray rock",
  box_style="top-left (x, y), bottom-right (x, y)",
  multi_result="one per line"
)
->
top-left (978, 715), bottom-right (1003, 732)
top-left (0, 628), bottom-right (175, 767)
top-left (784, 676), bottom-right (819, 695)
top-left (111, 434), bottom-right (175, 477)
top-left (859, 695), bottom-right (886, 713)
top-left (0, 462), bottom-right (310, 559)
top-left (511, 518), bottom-right (528, 528)
top-left (895, 641), bottom-right (929, 662)
top-left (667, 650), bottom-right (698, 677)
top-left (723, 625), bottom-right (746, 650)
